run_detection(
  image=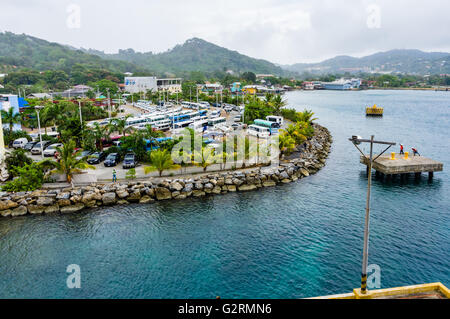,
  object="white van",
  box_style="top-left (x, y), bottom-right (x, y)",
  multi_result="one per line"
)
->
top-left (12, 138), bottom-right (29, 149)
top-left (266, 116), bottom-right (284, 127)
